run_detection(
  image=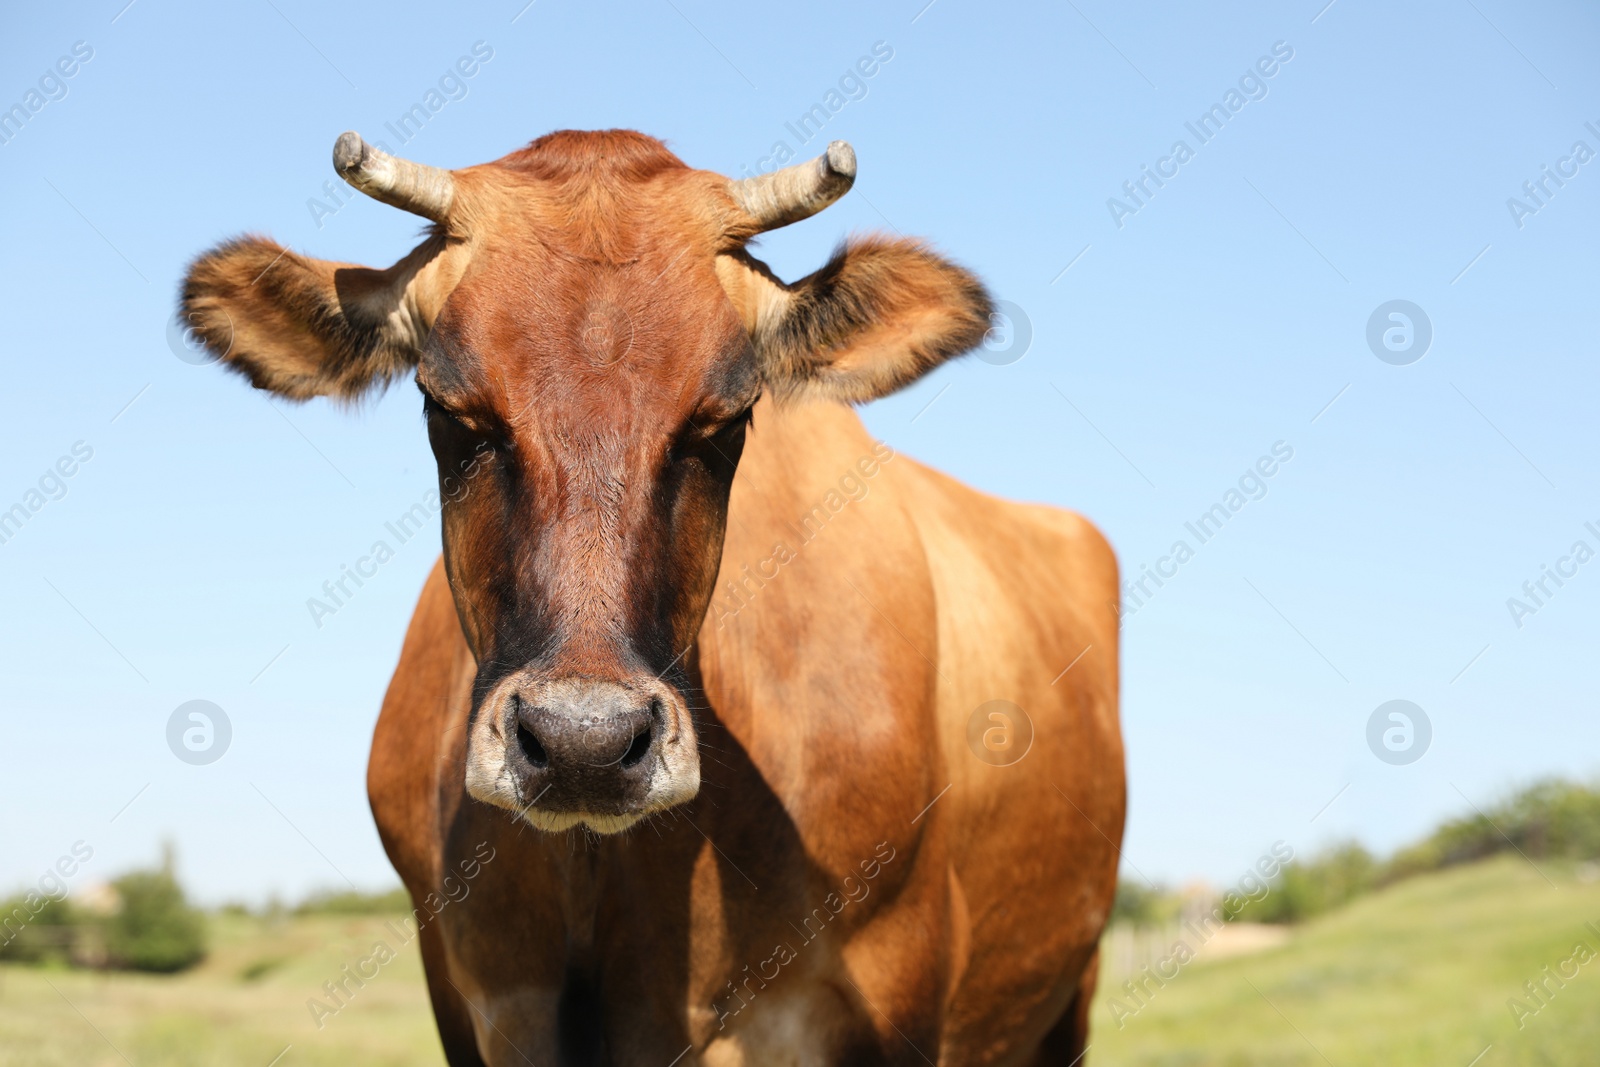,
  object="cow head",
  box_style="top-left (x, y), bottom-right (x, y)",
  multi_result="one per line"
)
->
top-left (181, 130), bottom-right (990, 833)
